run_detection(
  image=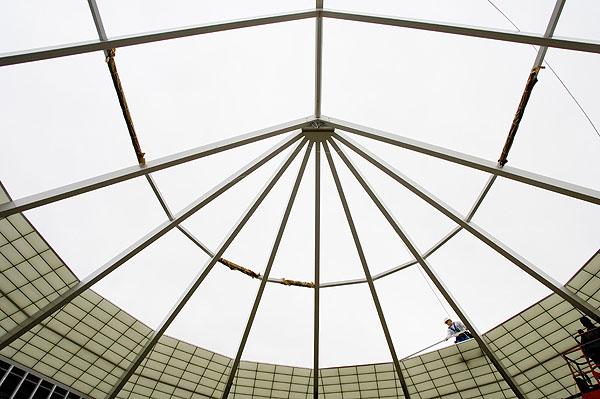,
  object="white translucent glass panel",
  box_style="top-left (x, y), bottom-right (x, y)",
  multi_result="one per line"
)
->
top-left (555, 0), bottom-right (600, 41)
top-left (472, 177), bottom-right (600, 283)
top-left (23, 177), bottom-right (166, 281)
top-left (480, 0), bottom-right (563, 34)
top-left (322, 18), bottom-right (534, 161)
top-left (0, 53), bottom-right (139, 198)
top-left (96, 0), bottom-right (313, 37)
top-left (102, 20), bottom-right (313, 160)
top-left (325, 0), bottom-right (557, 34)
top-left (0, 1), bottom-right (97, 53)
